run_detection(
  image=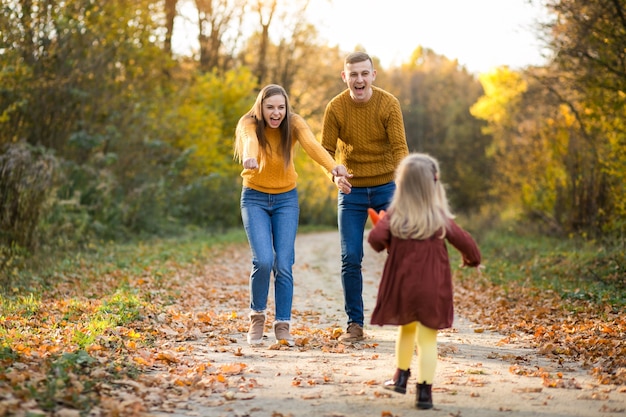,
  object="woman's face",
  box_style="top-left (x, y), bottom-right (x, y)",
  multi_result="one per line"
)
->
top-left (262, 94), bottom-right (286, 128)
